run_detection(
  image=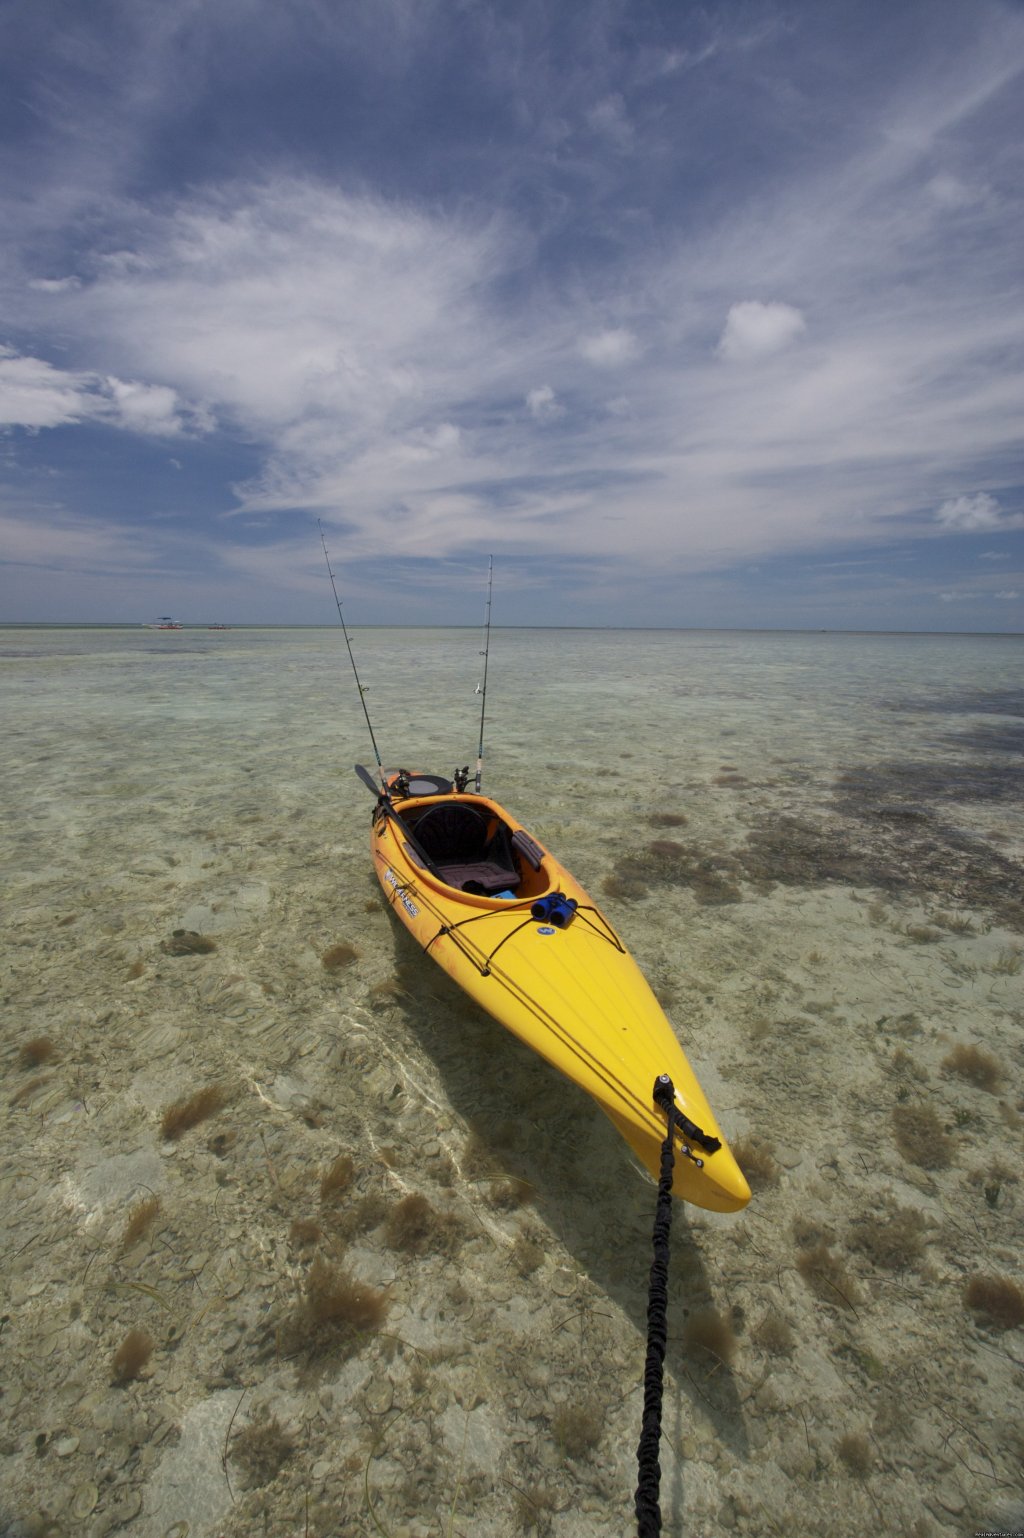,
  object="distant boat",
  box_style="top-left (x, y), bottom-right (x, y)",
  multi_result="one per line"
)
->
top-left (207, 623), bottom-right (231, 631)
top-left (143, 617), bottom-right (183, 630)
